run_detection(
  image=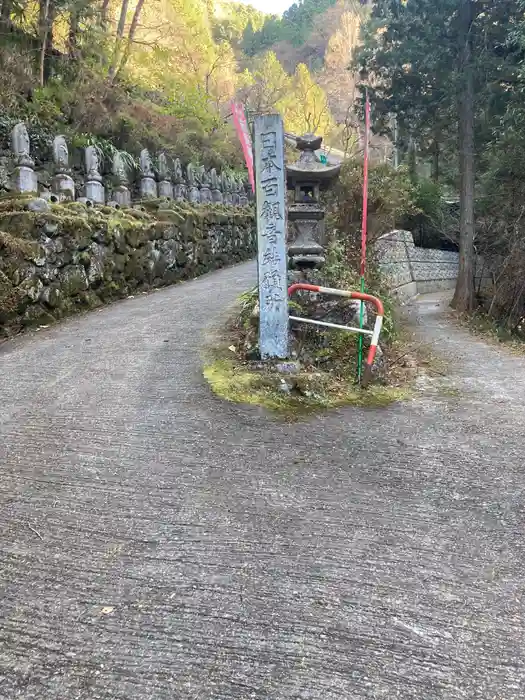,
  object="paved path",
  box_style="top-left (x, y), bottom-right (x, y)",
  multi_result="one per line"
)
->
top-left (1, 264), bottom-right (525, 700)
